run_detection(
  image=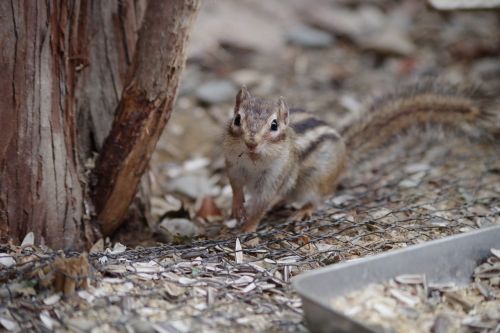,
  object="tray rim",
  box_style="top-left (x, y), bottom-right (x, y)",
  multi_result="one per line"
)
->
top-left (292, 225), bottom-right (500, 333)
